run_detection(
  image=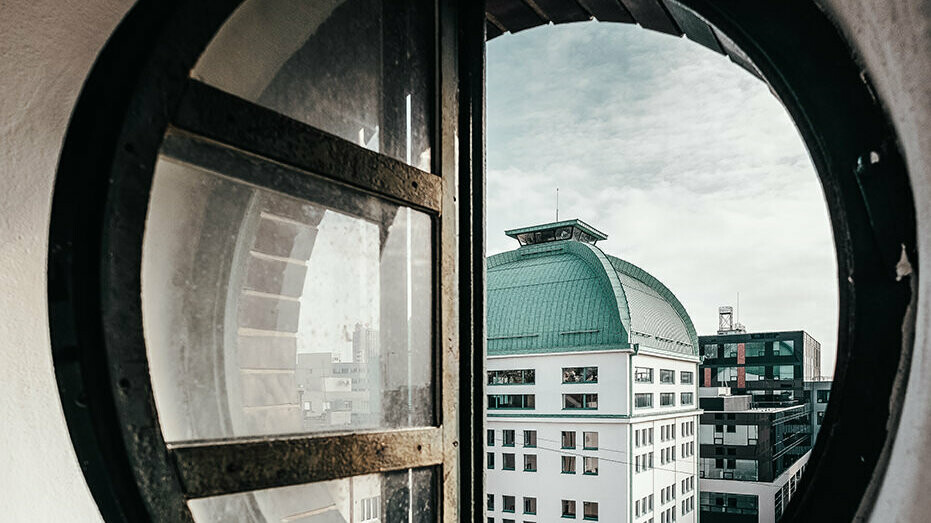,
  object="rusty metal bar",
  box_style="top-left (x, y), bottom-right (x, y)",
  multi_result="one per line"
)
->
top-left (173, 80), bottom-right (443, 213)
top-left (170, 427), bottom-right (444, 499)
